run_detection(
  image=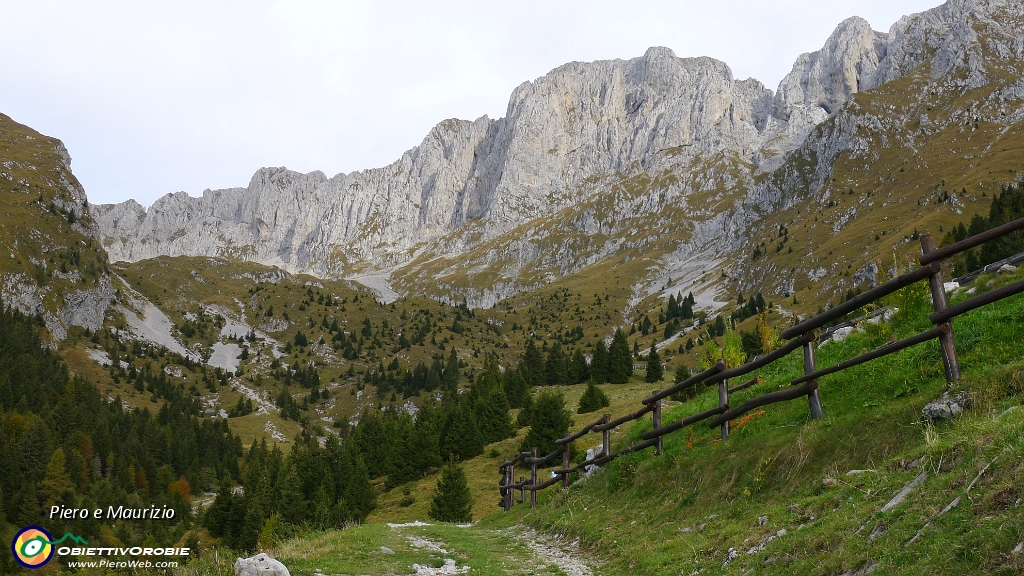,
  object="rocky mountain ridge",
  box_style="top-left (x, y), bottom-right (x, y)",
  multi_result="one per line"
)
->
top-left (0, 113), bottom-right (115, 340)
top-left (92, 0), bottom-right (1024, 308)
